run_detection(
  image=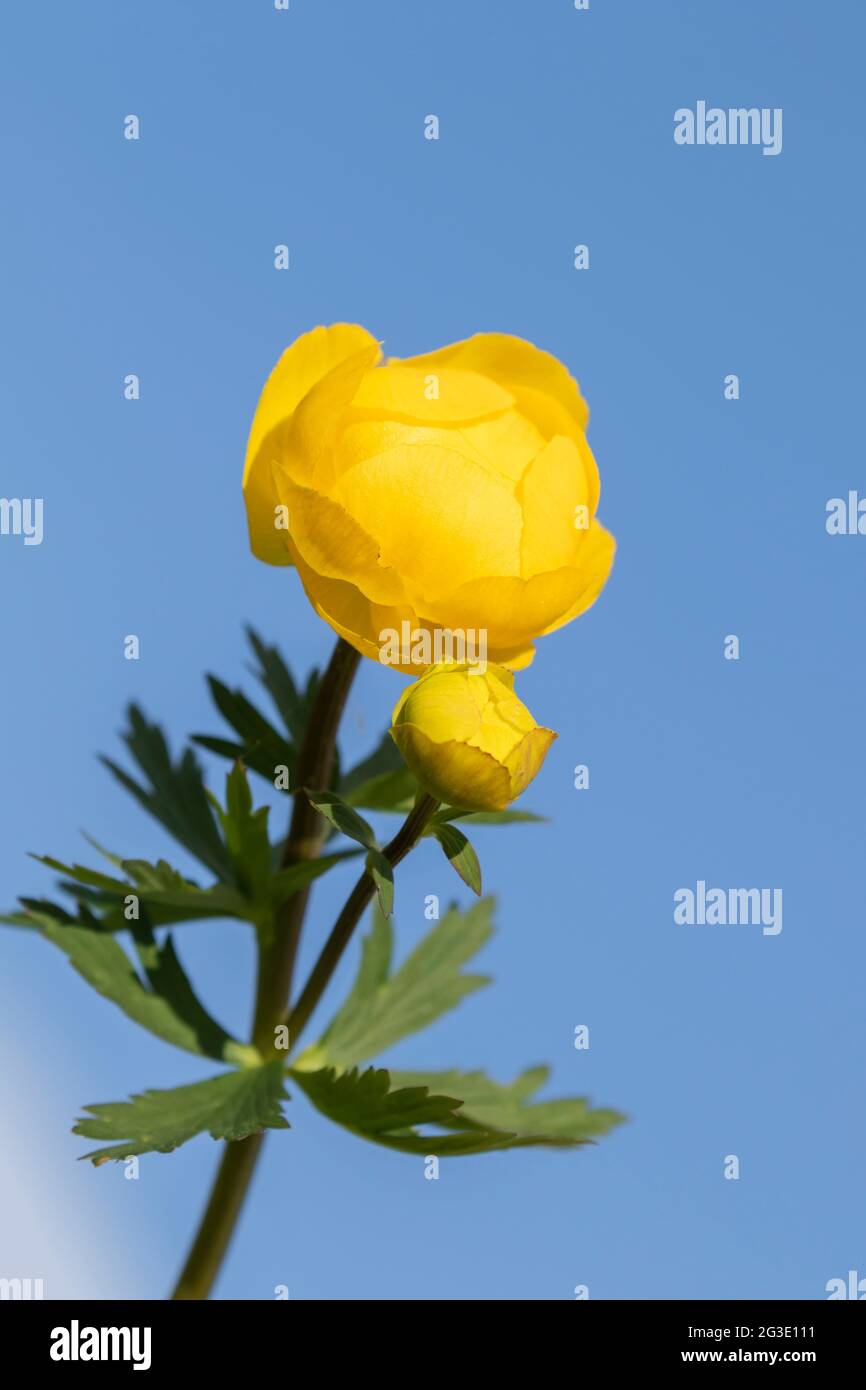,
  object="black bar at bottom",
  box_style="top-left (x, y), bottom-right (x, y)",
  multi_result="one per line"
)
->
top-left (1, 1297), bottom-right (861, 1373)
